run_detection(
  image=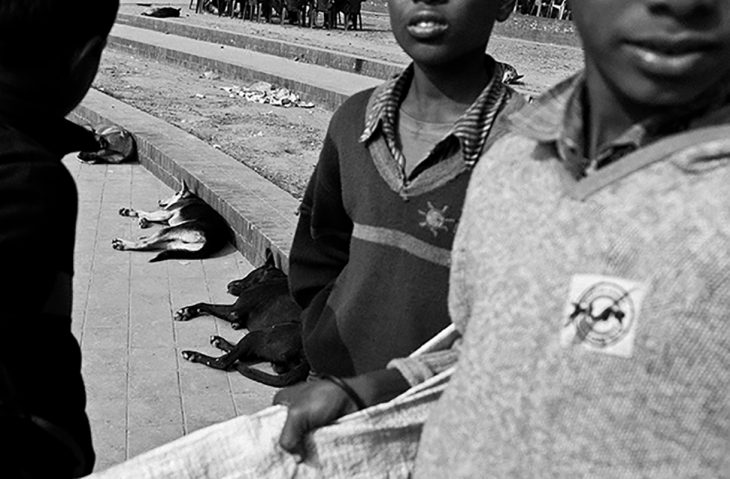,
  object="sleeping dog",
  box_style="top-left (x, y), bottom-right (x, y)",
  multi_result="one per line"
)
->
top-left (77, 124), bottom-right (137, 164)
top-left (174, 249), bottom-right (308, 387)
top-left (112, 181), bottom-right (230, 262)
